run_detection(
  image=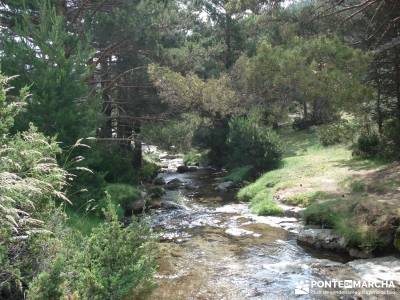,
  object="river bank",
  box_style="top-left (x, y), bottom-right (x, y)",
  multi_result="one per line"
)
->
top-left (142, 148), bottom-right (400, 299)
